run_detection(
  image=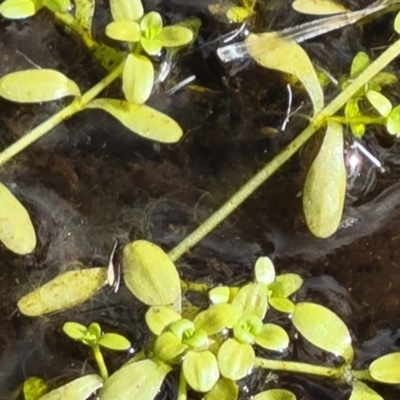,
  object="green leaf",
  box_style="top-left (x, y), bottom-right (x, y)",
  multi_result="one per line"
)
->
top-left (23, 377), bottom-right (49, 400)
top-left (100, 360), bottom-right (171, 400)
top-left (74, 0), bottom-right (94, 38)
top-left (182, 329), bottom-right (209, 351)
top-left (105, 20), bottom-right (141, 42)
top-left (88, 322), bottom-right (102, 338)
top-left (141, 11), bottom-right (163, 39)
top-left (0, 0), bottom-right (39, 19)
top-left (0, 181), bottom-right (36, 254)
top-left (42, 0), bottom-right (71, 13)
top-left (226, 6), bottom-right (252, 22)
top-left (39, 375), bottom-right (102, 400)
top-left (292, 302), bottom-right (354, 363)
top-left (366, 90), bottom-right (392, 117)
top-left (145, 306), bottom-right (182, 335)
top-left (386, 105), bottom-right (400, 136)
top-left (63, 322), bottom-right (88, 341)
top-left (254, 389), bottom-right (297, 400)
top-left (268, 297), bottom-right (295, 313)
top-left (86, 99), bottom-right (183, 143)
top-left (247, 33), bottom-right (324, 115)
top-left (395, 11), bottom-right (400, 34)
top-left (122, 240), bottom-right (181, 309)
top-left (231, 283), bottom-right (268, 320)
top-left (123, 54), bottom-right (154, 105)
top-left (233, 315), bottom-right (263, 344)
top-left (209, 286), bottom-right (230, 304)
top-left (99, 333), bottom-right (131, 351)
top-left (292, 0), bottom-right (347, 14)
top-left (351, 52), bottom-right (371, 78)
top-left (218, 339), bottom-right (255, 380)
top-left (159, 26), bottom-right (193, 47)
top-left (0, 69), bottom-right (80, 103)
top-left (169, 318), bottom-right (195, 340)
top-left (254, 323), bottom-right (290, 352)
top-left (369, 352), bottom-right (400, 384)
top-left (17, 267), bottom-right (107, 316)
top-left (182, 350), bottom-right (220, 392)
top-left (371, 71), bottom-right (398, 87)
top-left (204, 378), bottom-right (238, 400)
top-left (349, 381), bottom-right (384, 400)
top-left (194, 303), bottom-right (240, 335)
top-left (303, 121), bottom-right (346, 238)
top-left (254, 257), bottom-right (276, 285)
top-left (109, 0), bottom-right (143, 21)
top-left (345, 100), bottom-right (365, 138)
top-left (154, 331), bottom-right (187, 361)
top-left (268, 273), bottom-right (303, 298)
top-left (141, 37), bottom-right (163, 56)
